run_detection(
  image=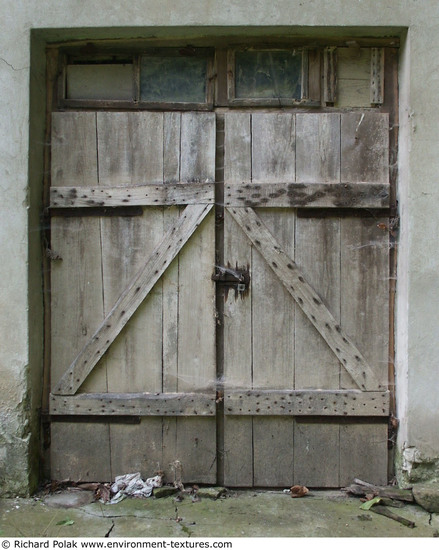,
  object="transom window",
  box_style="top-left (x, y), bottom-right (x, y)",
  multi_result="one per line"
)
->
top-left (55, 43), bottom-right (388, 109)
